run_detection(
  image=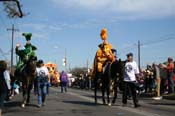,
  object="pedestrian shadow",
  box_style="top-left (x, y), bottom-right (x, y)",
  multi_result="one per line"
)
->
top-left (26, 103), bottom-right (38, 107)
top-left (63, 101), bottom-right (102, 106)
top-left (149, 102), bottom-right (175, 106)
top-left (83, 95), bottom-right (122, 100)
top-left (4, 101), bottom-right (37, 108)
top-left (139, 98), bottom-right (152, 100)
top-left (83, 95), bottom-right (102, 99)
top-left (4, 101), bottom-right (21, 108)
